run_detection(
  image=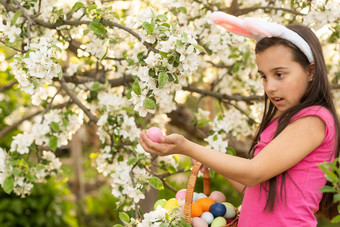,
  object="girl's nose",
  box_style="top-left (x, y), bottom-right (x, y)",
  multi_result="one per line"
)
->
top-left (265, 79), bottom-right (278, 92)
